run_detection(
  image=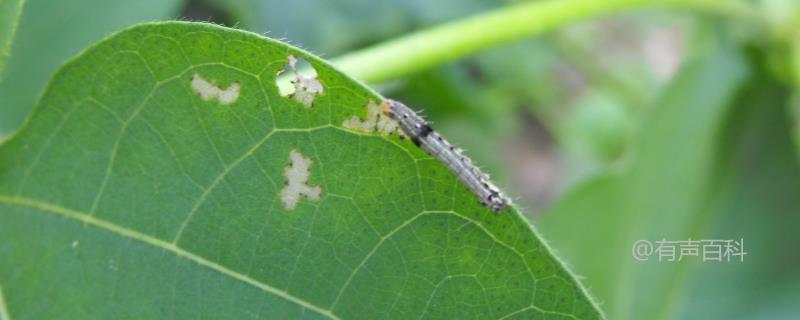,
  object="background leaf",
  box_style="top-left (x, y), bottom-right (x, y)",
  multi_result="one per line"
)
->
top-left (0, 22), bottom-right (601, 319)
top-left (537, 34), bottom-right (752, 319)
top-left (676, 70), bottom-right (800, 319)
